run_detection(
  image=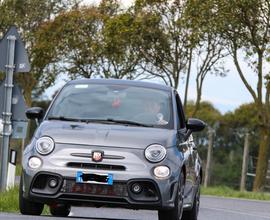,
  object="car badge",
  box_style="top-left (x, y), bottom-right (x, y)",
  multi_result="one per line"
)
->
top-left (92, 151), bottom-right (103, 162)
